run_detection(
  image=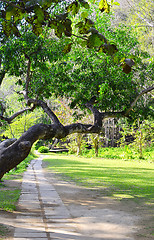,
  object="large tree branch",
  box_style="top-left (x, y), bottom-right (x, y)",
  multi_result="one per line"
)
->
top-left (85, 101), bottom-right (102, 127)
top-left (0, 121), bottom-right (102, 179)
top-left (0, 70), bottom-right (6, 86)
top-left (99, 85), bottom-right (154, 119)
top-left (101, 111), bottom-right (125, 119)
top-left (124, 85), bottom-right (154, 116)
top-left (26, 98), bottom-right (63, 126)
top-left (0, 105), bottom-right (36, 124)
top-left (0, 85), bottom-right (153, 179)
top-left (64, 123), bottom-right (102, 136)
